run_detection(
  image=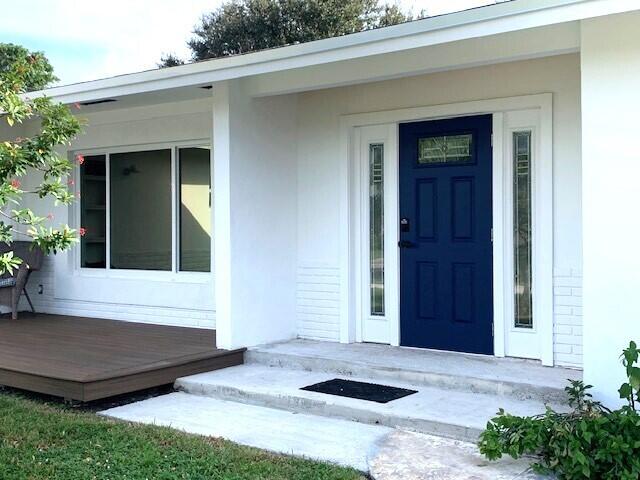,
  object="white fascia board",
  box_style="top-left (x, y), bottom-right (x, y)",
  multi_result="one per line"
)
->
top-left (27, 0), bottom-right (639, 104)
top-left (246, 22), bottom-right (580, 97)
